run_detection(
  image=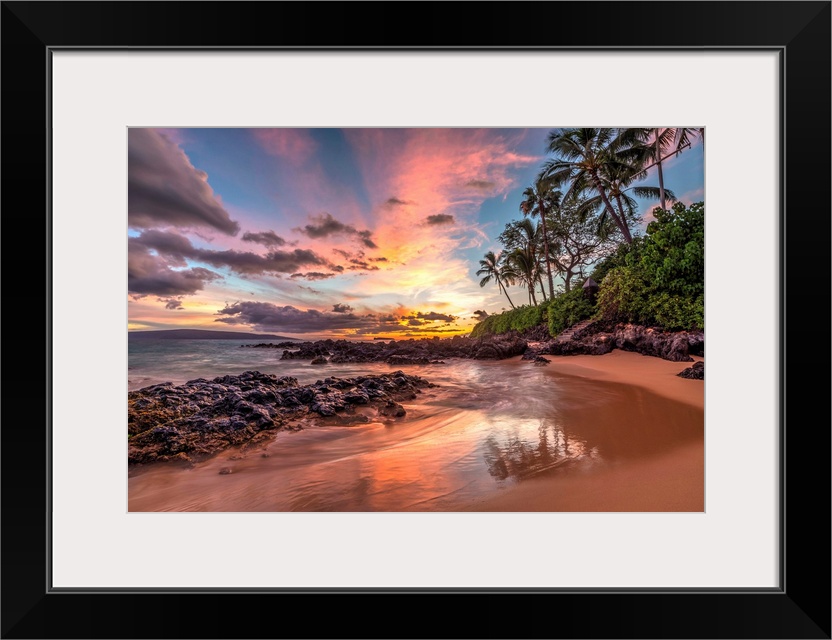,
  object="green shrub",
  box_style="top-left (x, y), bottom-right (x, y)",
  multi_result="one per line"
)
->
top-left (547, 288), bottom-right (596, 336)
top-left (469, 303), bottom-right (546, 338)
top-left (596, 266), bottom-right (649, 324)
top-left (595, 202), bottom-right (704, 332)
top-left (590, 236), bottom-right (644, 283)
top-left (646, 292), bottom-right (704, 331)
top-left (641, 201), bottom-right (704, 299)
